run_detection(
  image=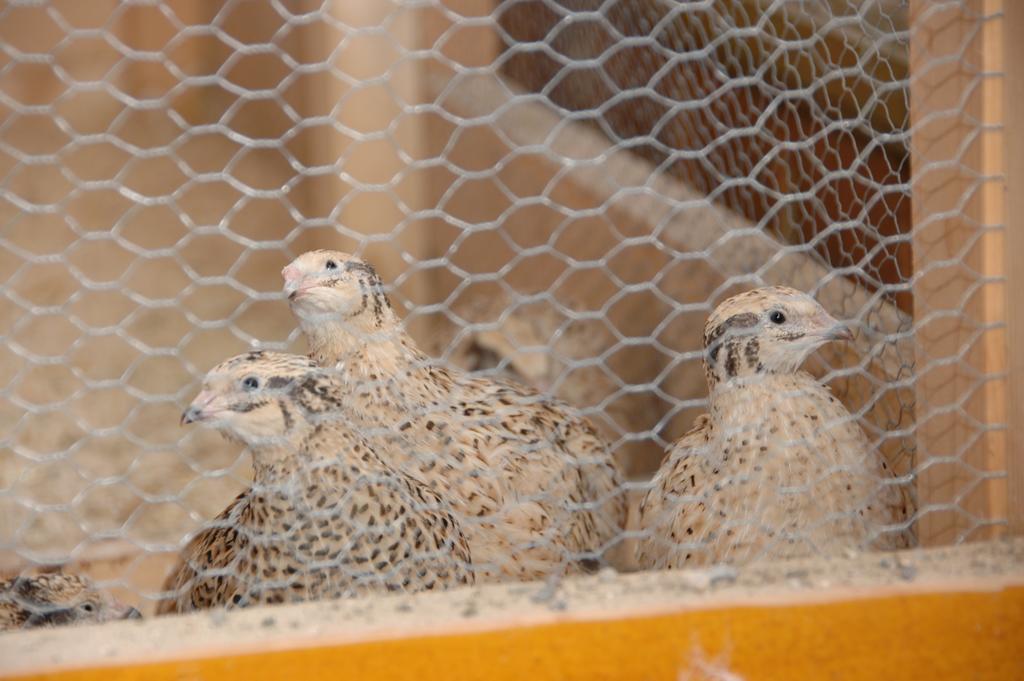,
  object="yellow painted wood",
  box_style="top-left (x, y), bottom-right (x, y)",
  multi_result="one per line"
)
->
top-left (9, 585), bottom-right (1023, 681)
